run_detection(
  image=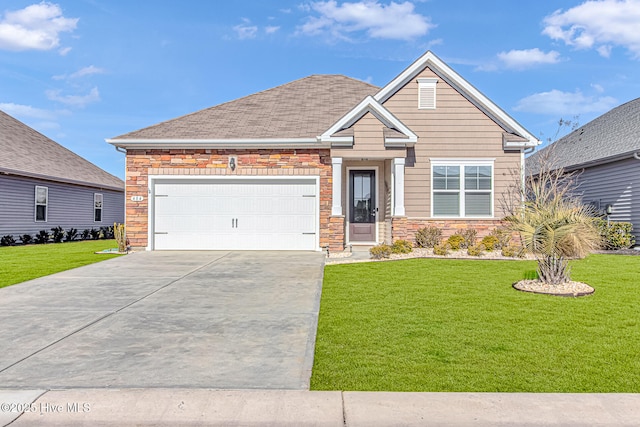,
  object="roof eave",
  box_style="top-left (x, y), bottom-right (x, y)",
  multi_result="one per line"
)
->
top-left (0, 167), bottom-right (124, 192)
top-left (105, 138), bottom-right (330, 150)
